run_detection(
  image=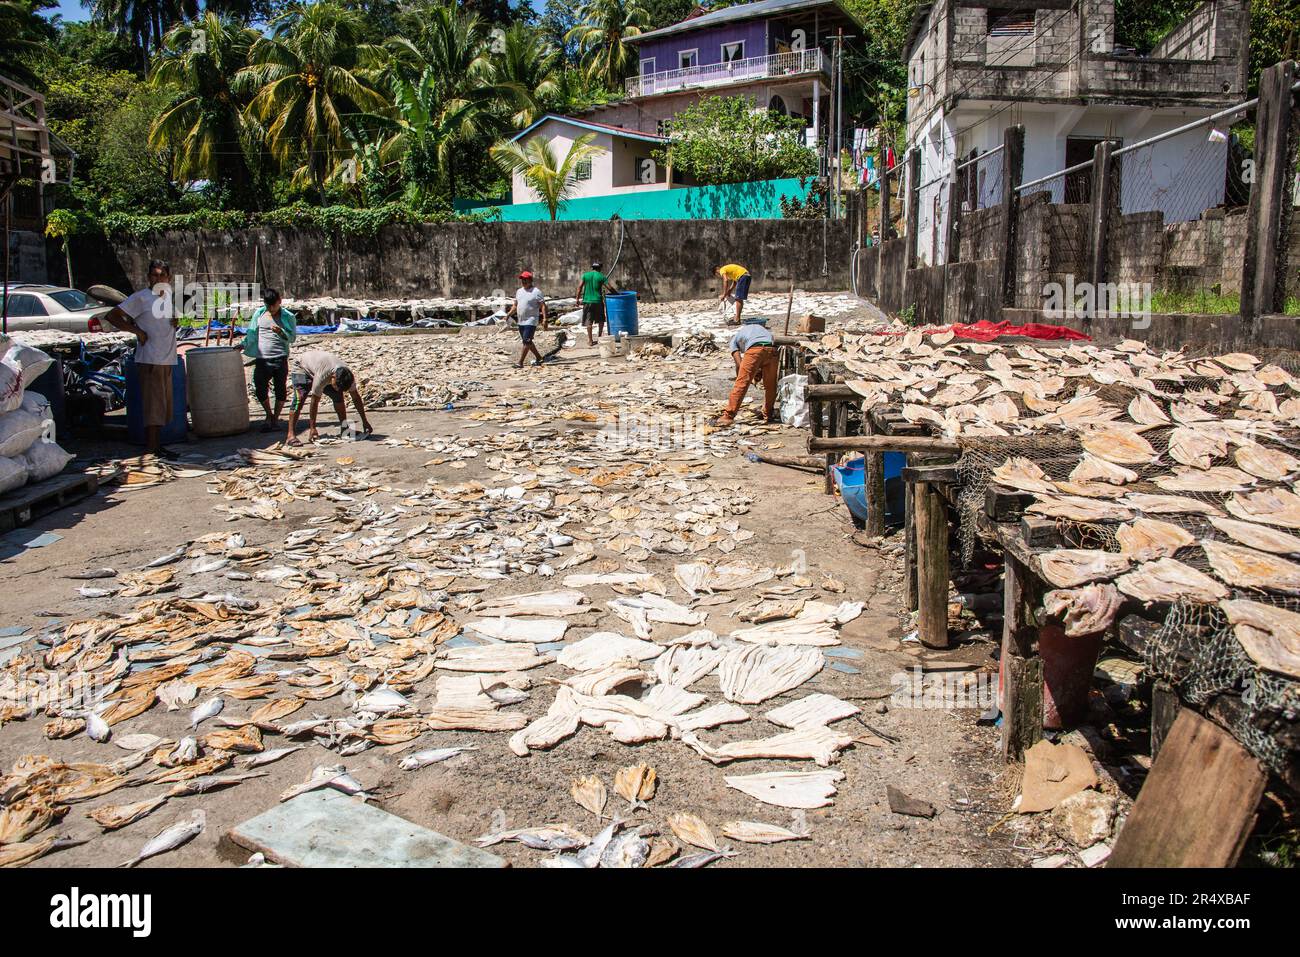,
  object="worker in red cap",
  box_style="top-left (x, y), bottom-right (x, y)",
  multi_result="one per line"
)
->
top-left (504, 270), bottom-right (549, 368)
